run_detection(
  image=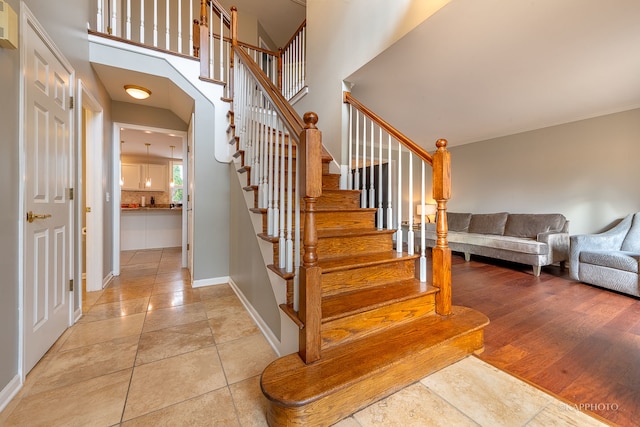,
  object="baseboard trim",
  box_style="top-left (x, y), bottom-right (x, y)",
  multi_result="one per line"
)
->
top-left (0, 375), bottom-right (22, 413)
top-left (102, 272), bottom-right (114, 289)
top-left (192, 276), bottom-right (231, 288)
top-left (228, 278), bottom-right (283, 357)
